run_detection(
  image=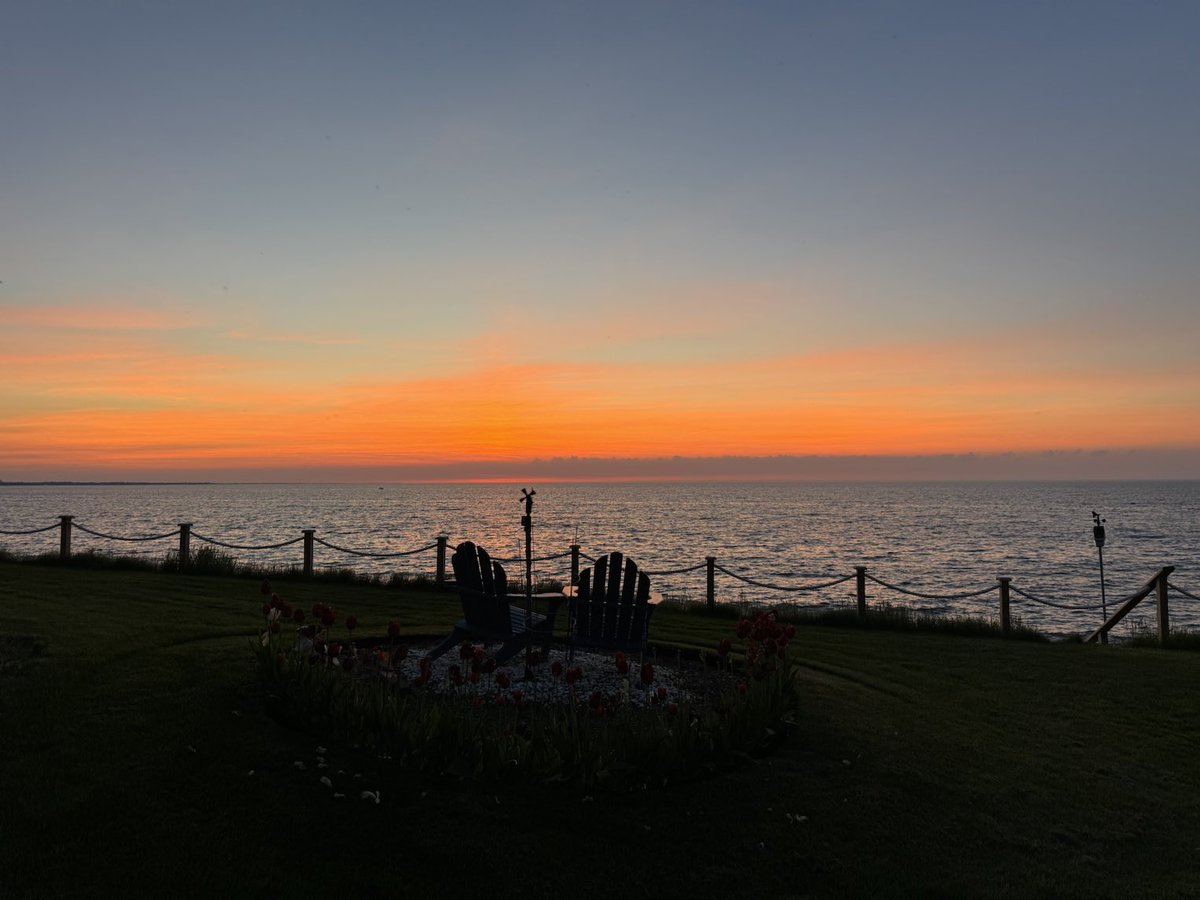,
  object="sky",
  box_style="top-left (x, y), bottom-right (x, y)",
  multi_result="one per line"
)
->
top-left (2, 0), bottom-right (1198, 482)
